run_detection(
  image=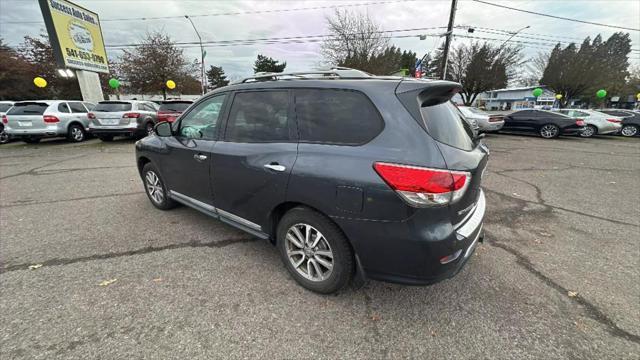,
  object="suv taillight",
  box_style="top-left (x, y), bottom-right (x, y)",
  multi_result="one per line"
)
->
top-left (87, 112), bottom-right (96, 119)
top-left (1, 115), bottom-right (7, 124)
top-left (373, 162), bottom-right (471, 207)
top-left (123, 112), bottom-right (141, 118)
top-left (576, 119), bottom-right (585, 126)
top-left (43, 115), bottom-right (59, 123)
top-left (607, 118), bottom-right (622, 123)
